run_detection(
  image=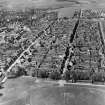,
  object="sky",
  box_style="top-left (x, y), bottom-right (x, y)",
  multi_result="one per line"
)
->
top-left (0, 0), bottom-right (105, 10)
top-left (0, 0), bottom-right (105, 17)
